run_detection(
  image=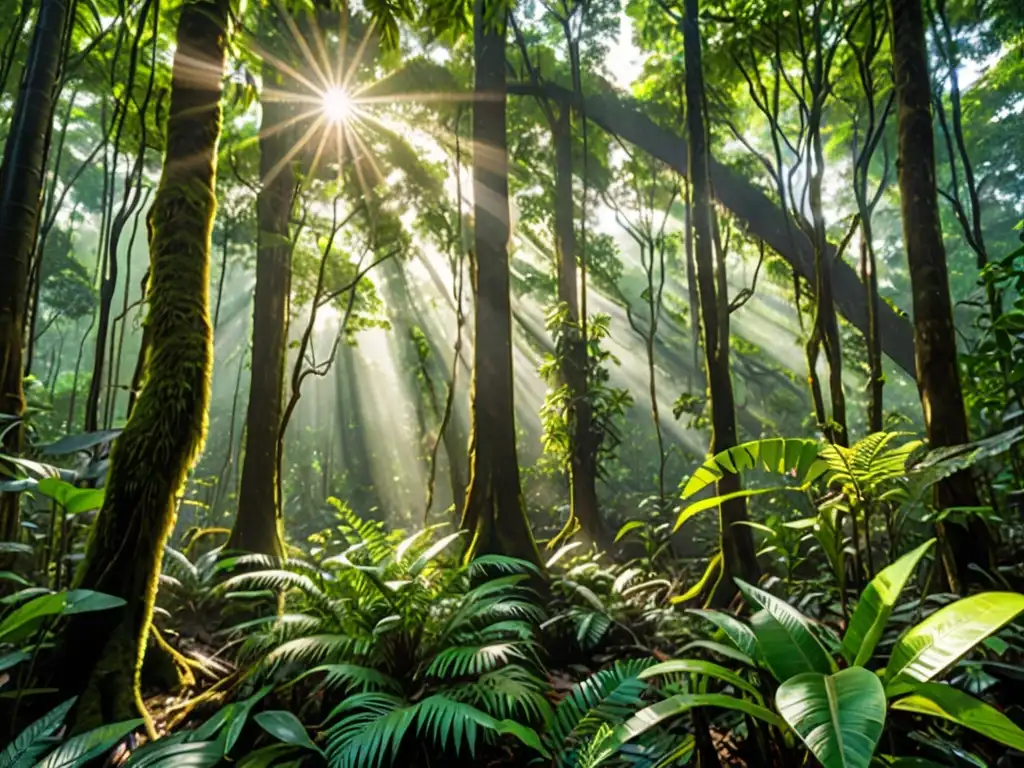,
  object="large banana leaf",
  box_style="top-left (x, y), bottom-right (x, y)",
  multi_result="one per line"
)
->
top-left (736, 579), bottom-right (833, 681)
top-left (891, 682), bottom-right (1024, 752)
top-left (841, 540), bottom-right (935, 667)
top-left (885, 592), bottom-right (1024, 689)
top-left (775, 668), bottom-right (886, 768)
